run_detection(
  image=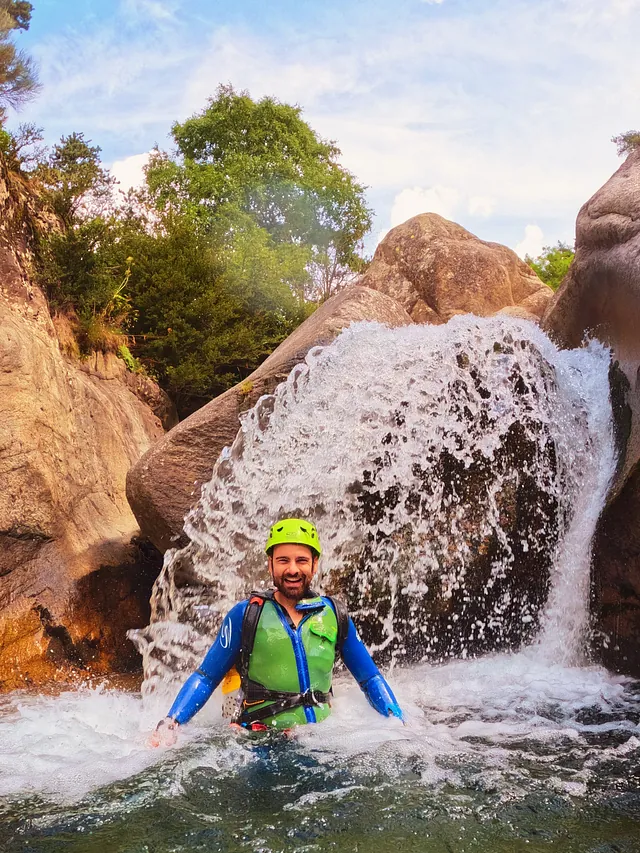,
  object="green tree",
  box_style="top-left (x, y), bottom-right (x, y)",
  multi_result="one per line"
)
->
top-left (0, 1), bottom-right (38, 121)
top-left (0, 121), bottom-right (45, 169)
top-left (102, 205), bottom-right (310, 415)
top-left (525, 242), bottom-right (574, 291)
top-left (34, 132), bottom-right (115, 225)
top-left (612, 131), bottom-right (640, 157)
top-left (34, 134), bottom-right (130, 352)
top-left (146, 85), bottom-right (372, 301)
